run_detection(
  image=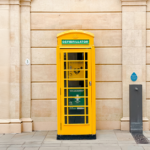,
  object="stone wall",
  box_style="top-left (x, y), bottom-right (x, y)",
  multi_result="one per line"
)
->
top-left (30, 0), bottom-right (122, 131)
top-left (0, 0), bottom-right (150, 133)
